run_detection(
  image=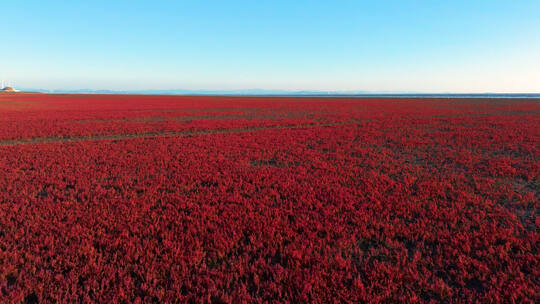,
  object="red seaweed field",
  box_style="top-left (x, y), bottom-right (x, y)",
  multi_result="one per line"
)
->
top-left (0, 93), bottom-right (538, 303)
